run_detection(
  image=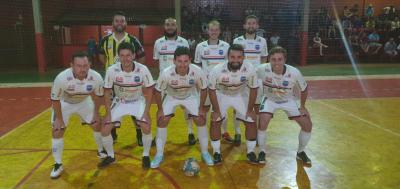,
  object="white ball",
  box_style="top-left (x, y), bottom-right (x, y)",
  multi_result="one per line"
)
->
top-left (182, 158), bottom-right (200, 176)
